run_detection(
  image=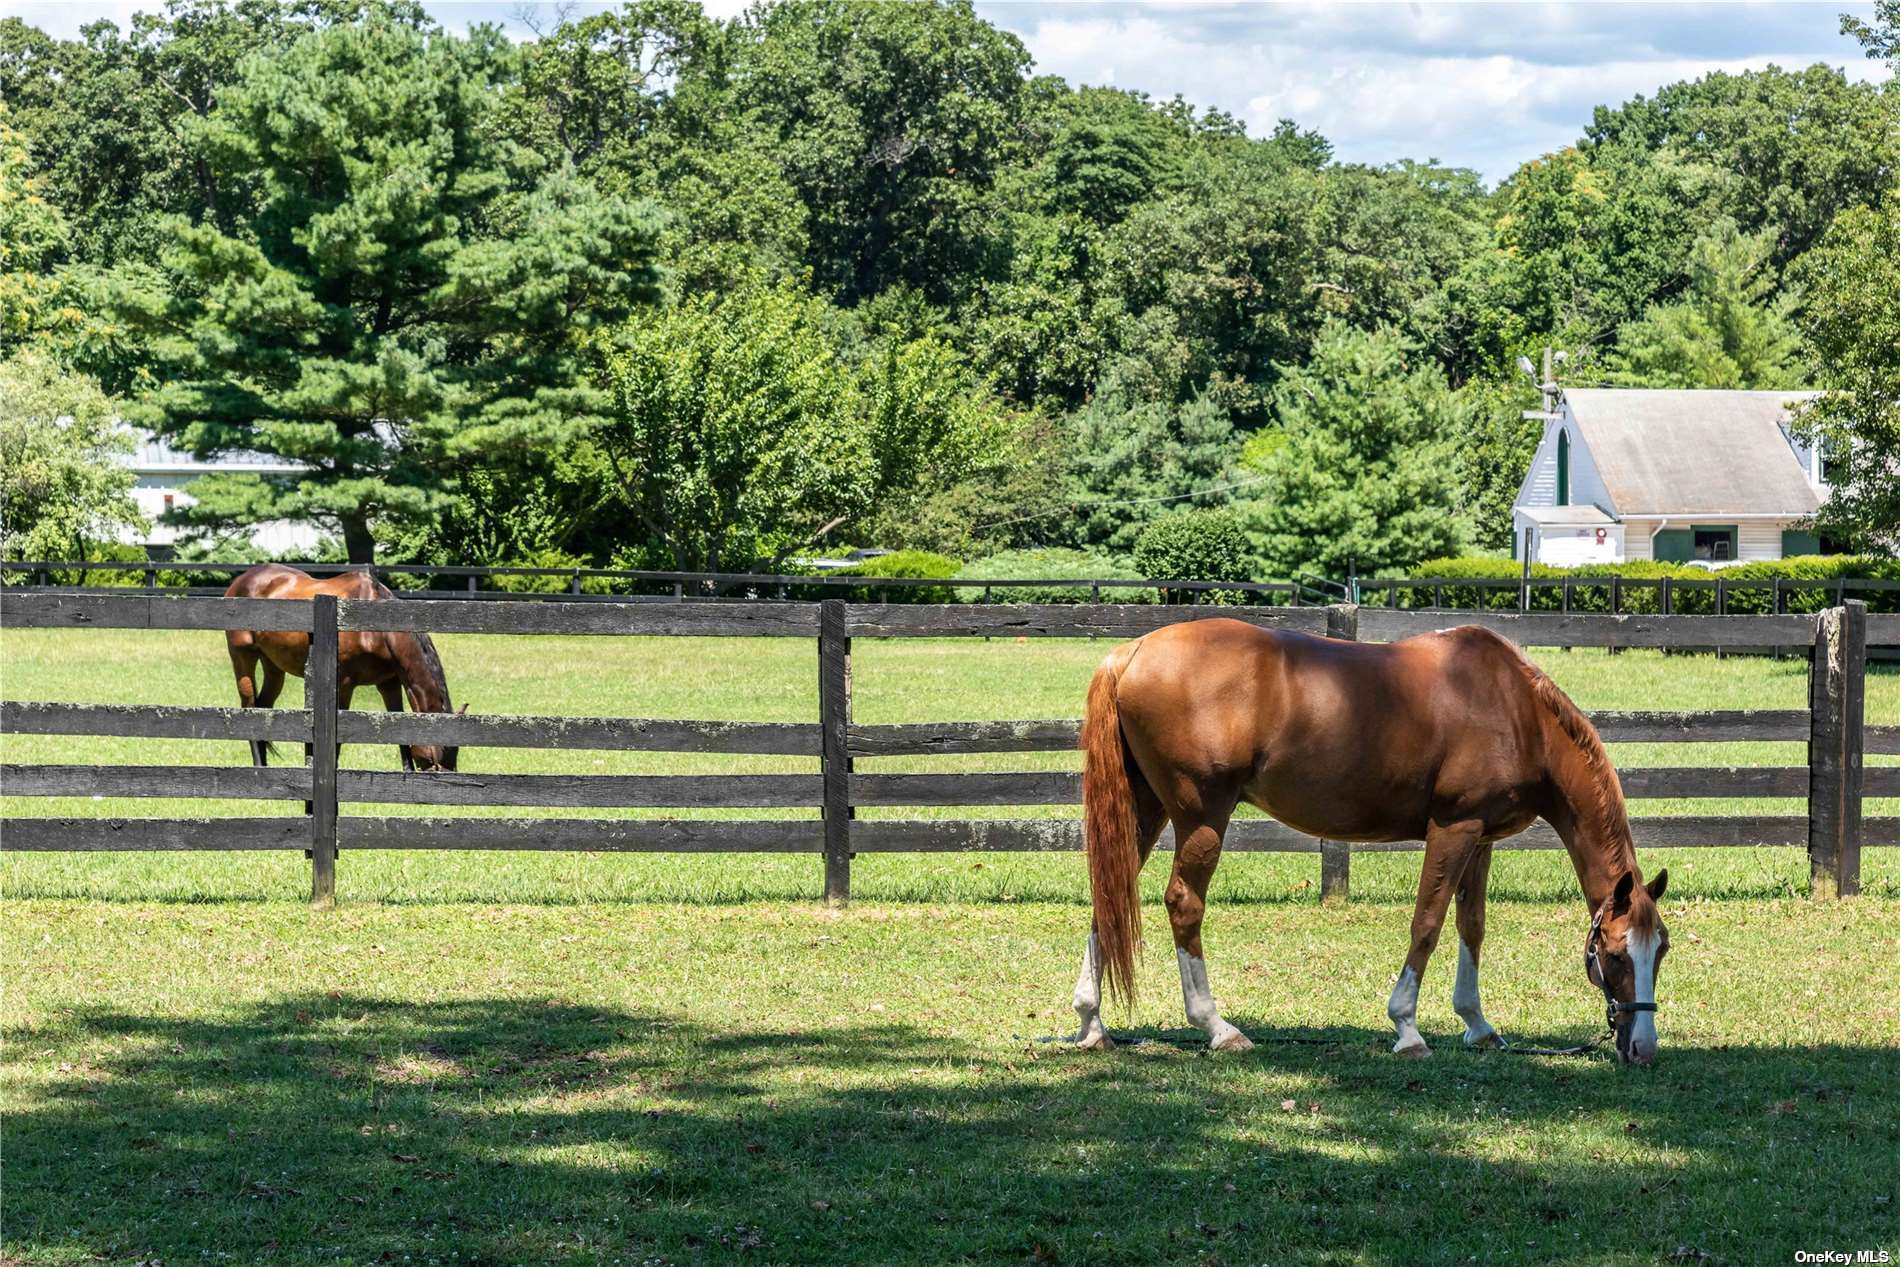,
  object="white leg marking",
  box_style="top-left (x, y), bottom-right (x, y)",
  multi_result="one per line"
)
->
top-left (1387, 964), bottom-right (1429, 1056)
top-left (1452, 941), bottom-right (1498, 1047)
top-left (1176, 948), bottom-right (1251, 1051)
top-left (1627, 928), bottom-right (1660, 1062)
top-left (1070, 933), bottom-right (1112, 1049)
